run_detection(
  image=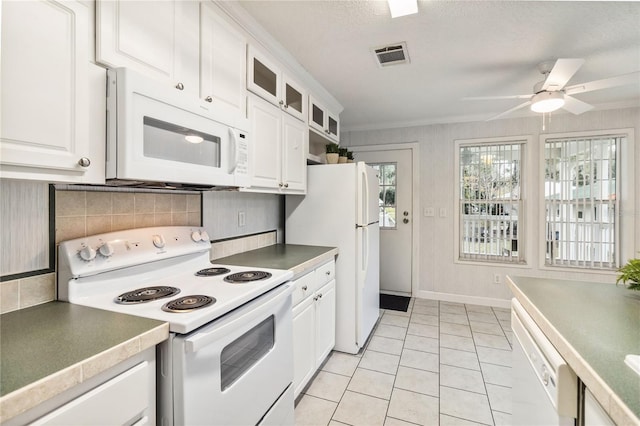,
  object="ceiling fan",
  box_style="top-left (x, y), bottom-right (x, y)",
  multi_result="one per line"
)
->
top-left (464, 58), bottom-right (640, 121)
